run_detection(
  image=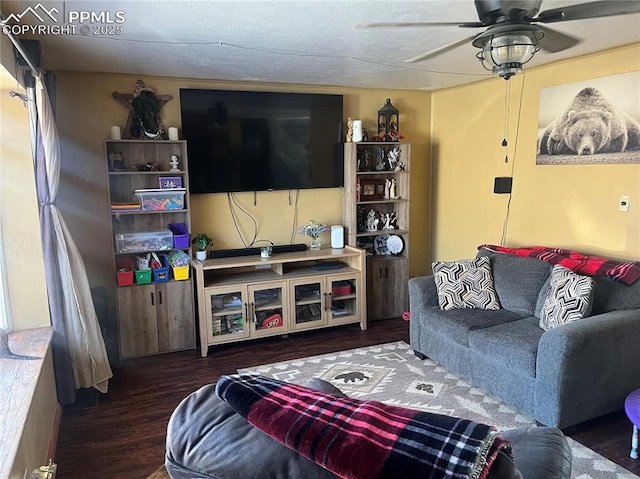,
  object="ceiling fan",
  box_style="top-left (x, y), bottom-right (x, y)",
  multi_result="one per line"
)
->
top-left (362, 0), bottom-right (640, 79)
